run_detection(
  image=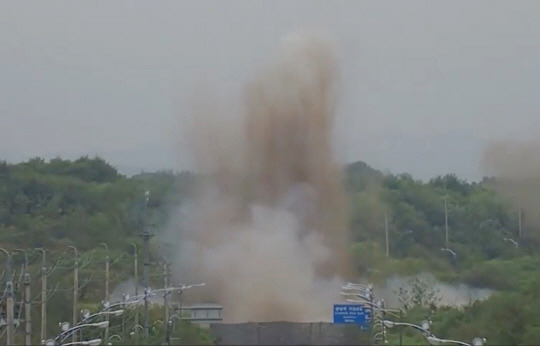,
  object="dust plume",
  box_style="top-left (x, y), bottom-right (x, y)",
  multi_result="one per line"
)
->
top-left (378, 274), bottom-right (493, 309)
top-left (168, 31), bottom-right (352, 322)
top-left (482, 140), bottom-right (540, 239)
